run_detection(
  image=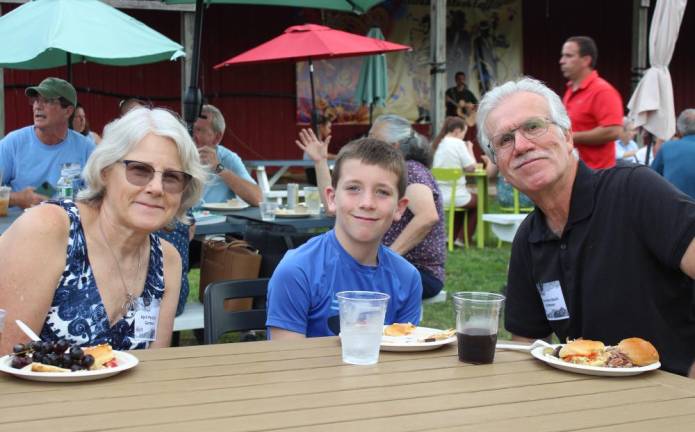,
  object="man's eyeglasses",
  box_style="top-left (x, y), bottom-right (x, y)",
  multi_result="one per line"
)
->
top-left (29, 96), bottom-right (61, 107)
top-left (120, 160), bottom-right (191, 194)
top-left (489, 117), bottom-right (557, 161)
